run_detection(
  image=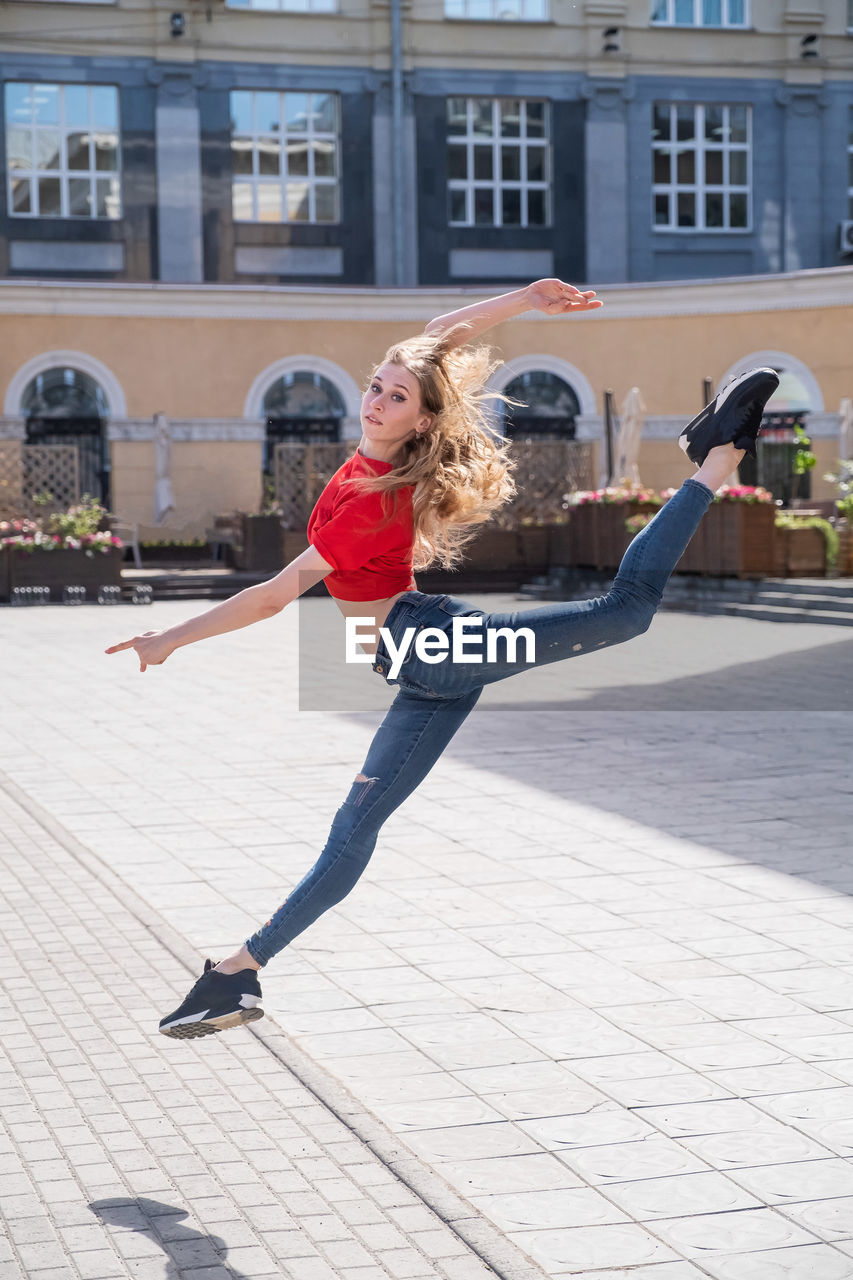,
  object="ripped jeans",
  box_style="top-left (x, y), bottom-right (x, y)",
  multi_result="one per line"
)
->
top-left (245, 477), bottom-right (713, 966)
